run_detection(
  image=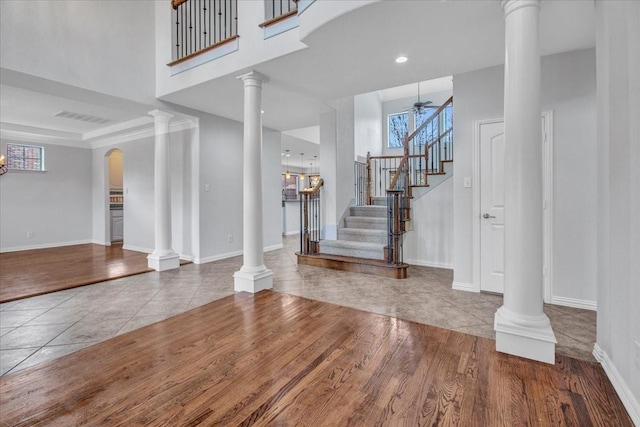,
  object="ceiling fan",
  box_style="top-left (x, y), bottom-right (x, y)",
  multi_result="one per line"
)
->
top-left (408, 81), bottom-right (433, 113)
